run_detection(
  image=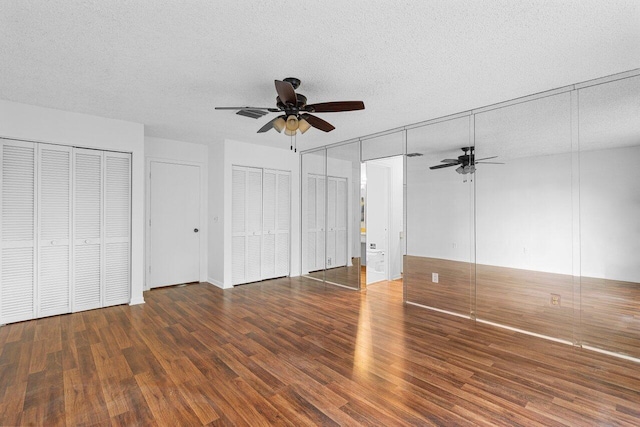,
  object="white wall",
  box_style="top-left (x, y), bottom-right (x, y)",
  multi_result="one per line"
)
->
top-left (145, 136), bottom-right (208, 288)
top-left (406, 153), bottom-right (473, 263)
top-left (0, 99), bottom-right (146, 304)
top-left (407, 146), bottom-right (640, 282)
top-left (220, 139), bottom-right (300, 288)
top-left (580, 145), bottom-right (640, 282)
top-left (476, 153), bottom-right (573, 275)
